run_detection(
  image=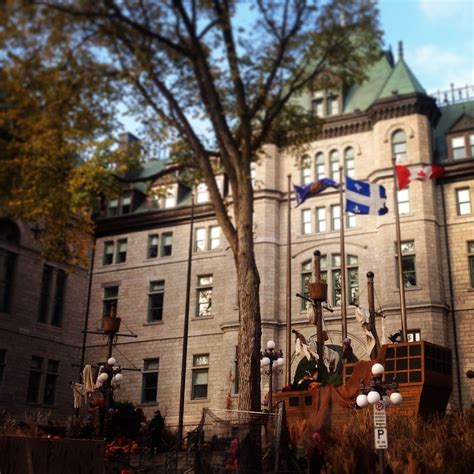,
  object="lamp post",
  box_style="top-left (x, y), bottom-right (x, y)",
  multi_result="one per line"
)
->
top-left (356, 363), bottom-right (403, 474)
top-left (260, 340), bottom-right (284, 413)
top-left (99, 356), bottom-right (125, 440)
